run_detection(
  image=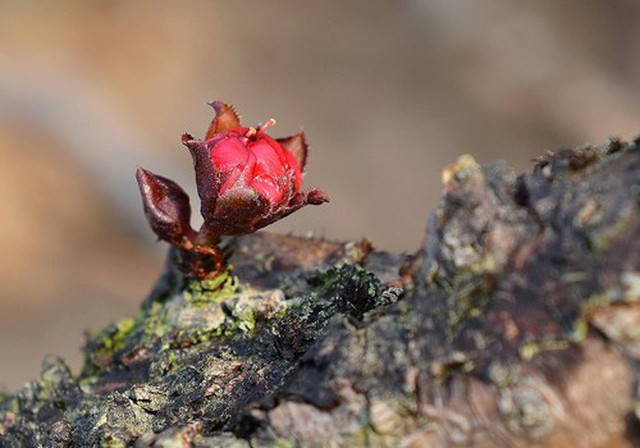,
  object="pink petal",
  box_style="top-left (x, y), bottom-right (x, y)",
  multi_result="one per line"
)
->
top-left (210, 136), bottom-right (250, 173)
top-left (218, 150), bottom-right (258, 195)
top-left (251, 176), bottom-right (284, 204)
top-left (262, 134), bottom-right (303, 192)
top-left (285, 157), bottom-right (303, 193)
top-left (249, 138), bottom-right (287, 177)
